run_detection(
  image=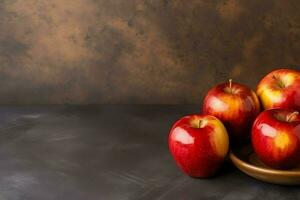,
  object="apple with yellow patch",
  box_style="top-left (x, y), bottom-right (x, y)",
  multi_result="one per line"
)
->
top-left (203, 79), bottom-right (260, 143)
top-left (257, 69), bottom-right (300, 110)
top-left (252, 109), bottom-right (300, 169)
top-left (169, 114), bottom-right (229, 178)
